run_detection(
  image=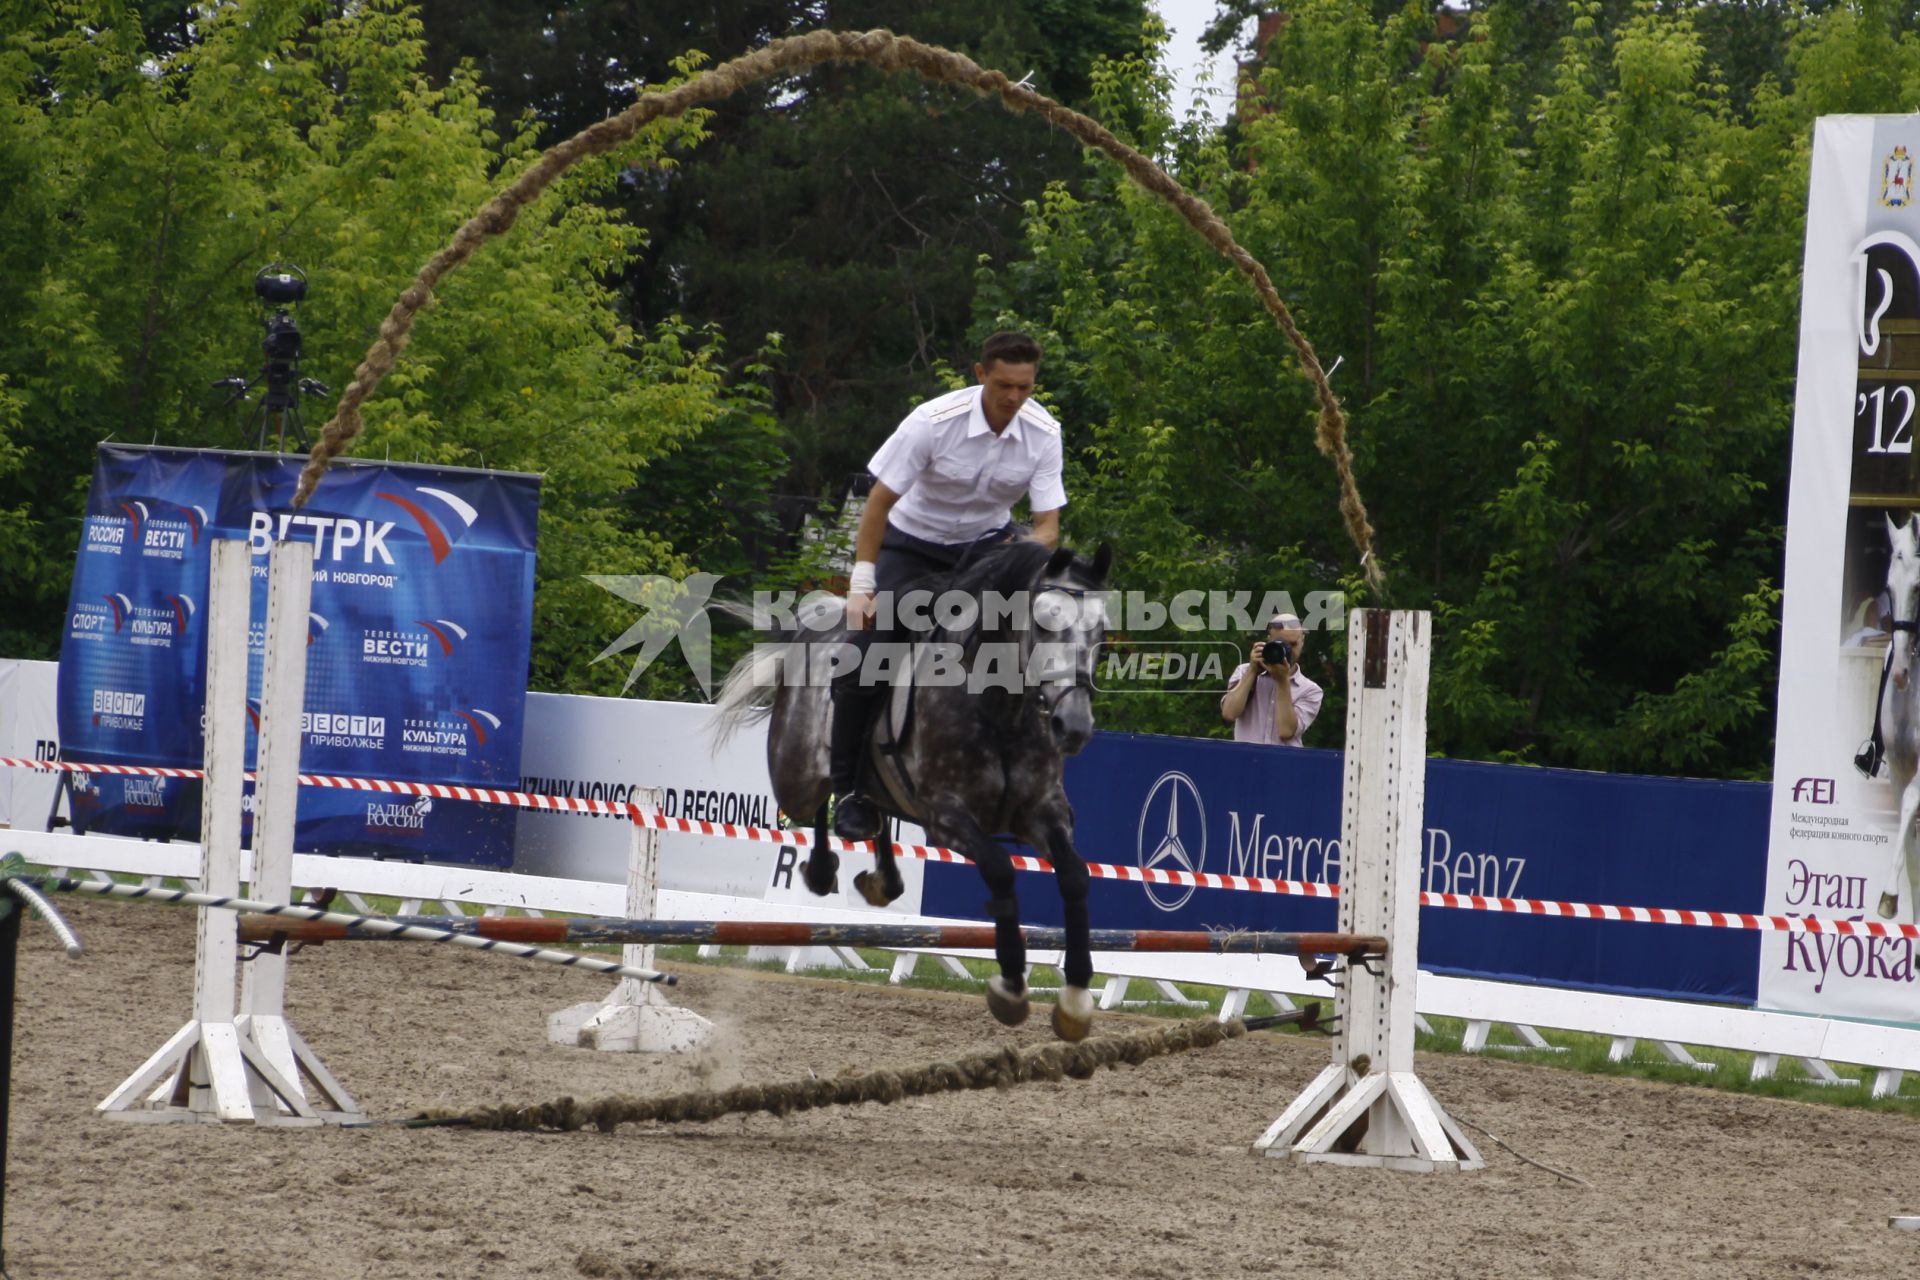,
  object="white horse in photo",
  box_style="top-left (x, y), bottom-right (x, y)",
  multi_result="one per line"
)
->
top-left (1876, 514), bottom-right (1920, 922)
